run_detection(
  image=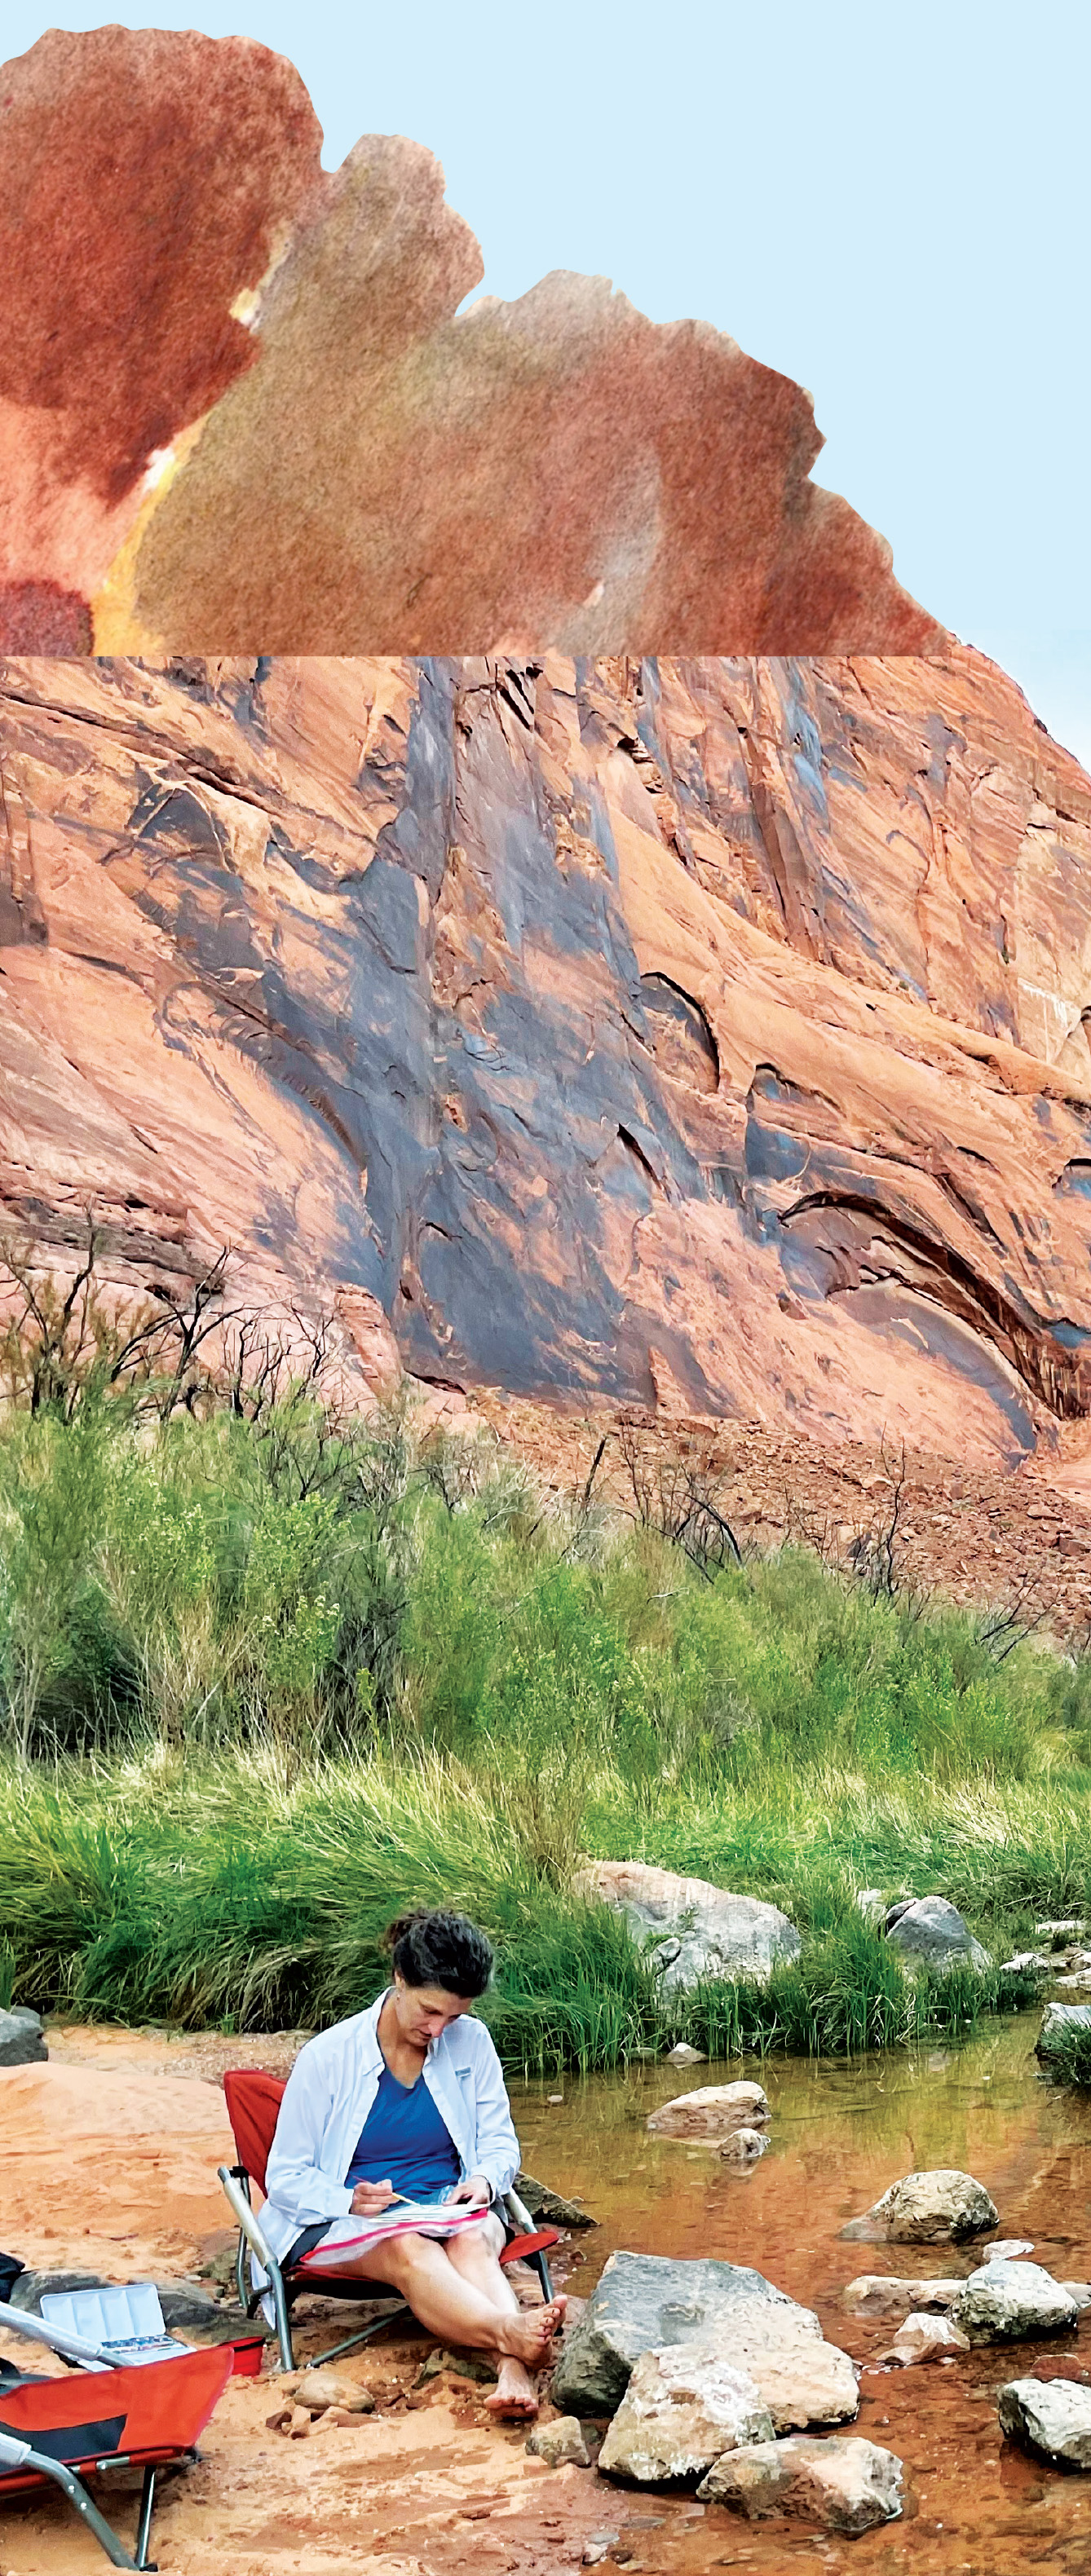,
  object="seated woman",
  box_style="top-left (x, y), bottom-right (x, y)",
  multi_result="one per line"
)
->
top-left (262, 1907), bottom-right (565, 2419)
